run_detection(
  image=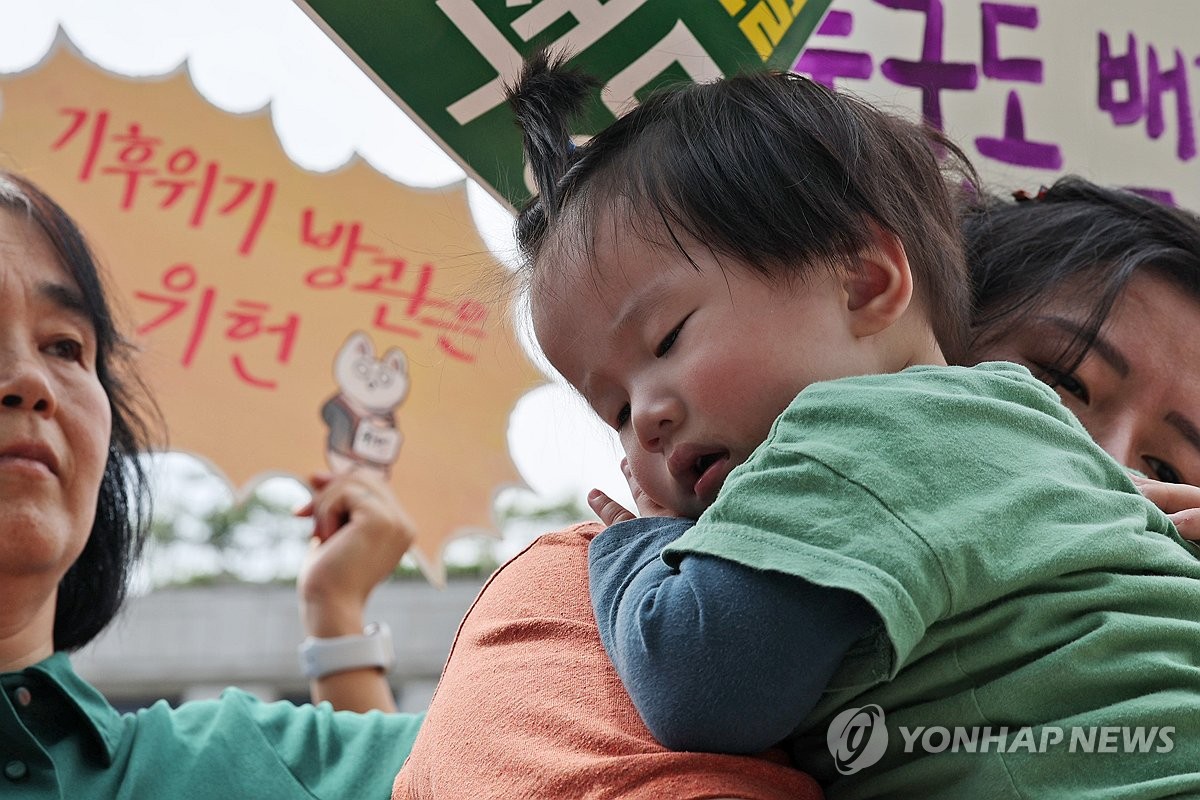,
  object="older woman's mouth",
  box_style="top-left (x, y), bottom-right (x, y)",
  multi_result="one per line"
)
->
top-left (0, 441), bottom-right (59, 476)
